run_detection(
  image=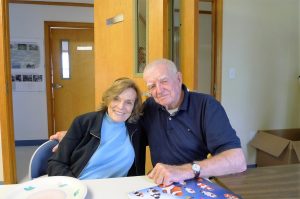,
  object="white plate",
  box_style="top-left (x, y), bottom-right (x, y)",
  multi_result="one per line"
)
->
top-left (4, 176), bottom-right (87, 199)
